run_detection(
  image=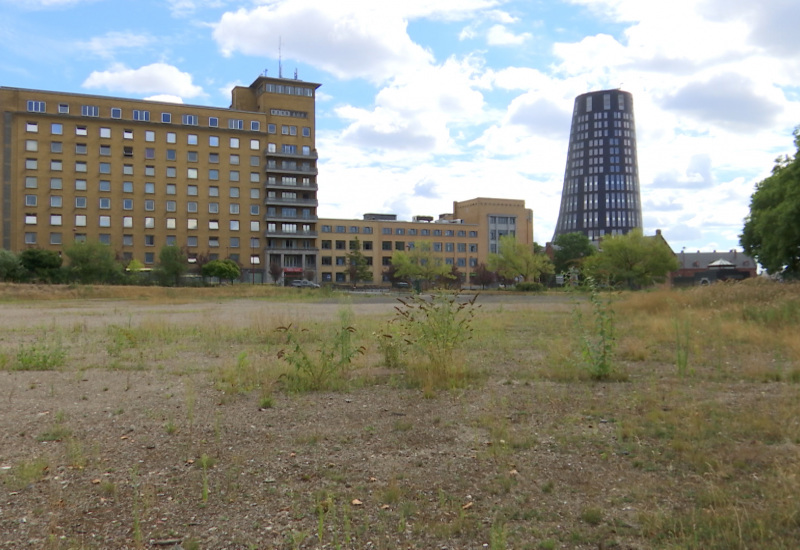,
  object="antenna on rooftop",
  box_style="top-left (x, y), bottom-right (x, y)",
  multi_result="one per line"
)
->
top-left (294, 68), bottom-right (298, 80)
top-left (262, 68), bottom-right (268, 77)
top-left (278, 36), bottom-right (283, 78)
